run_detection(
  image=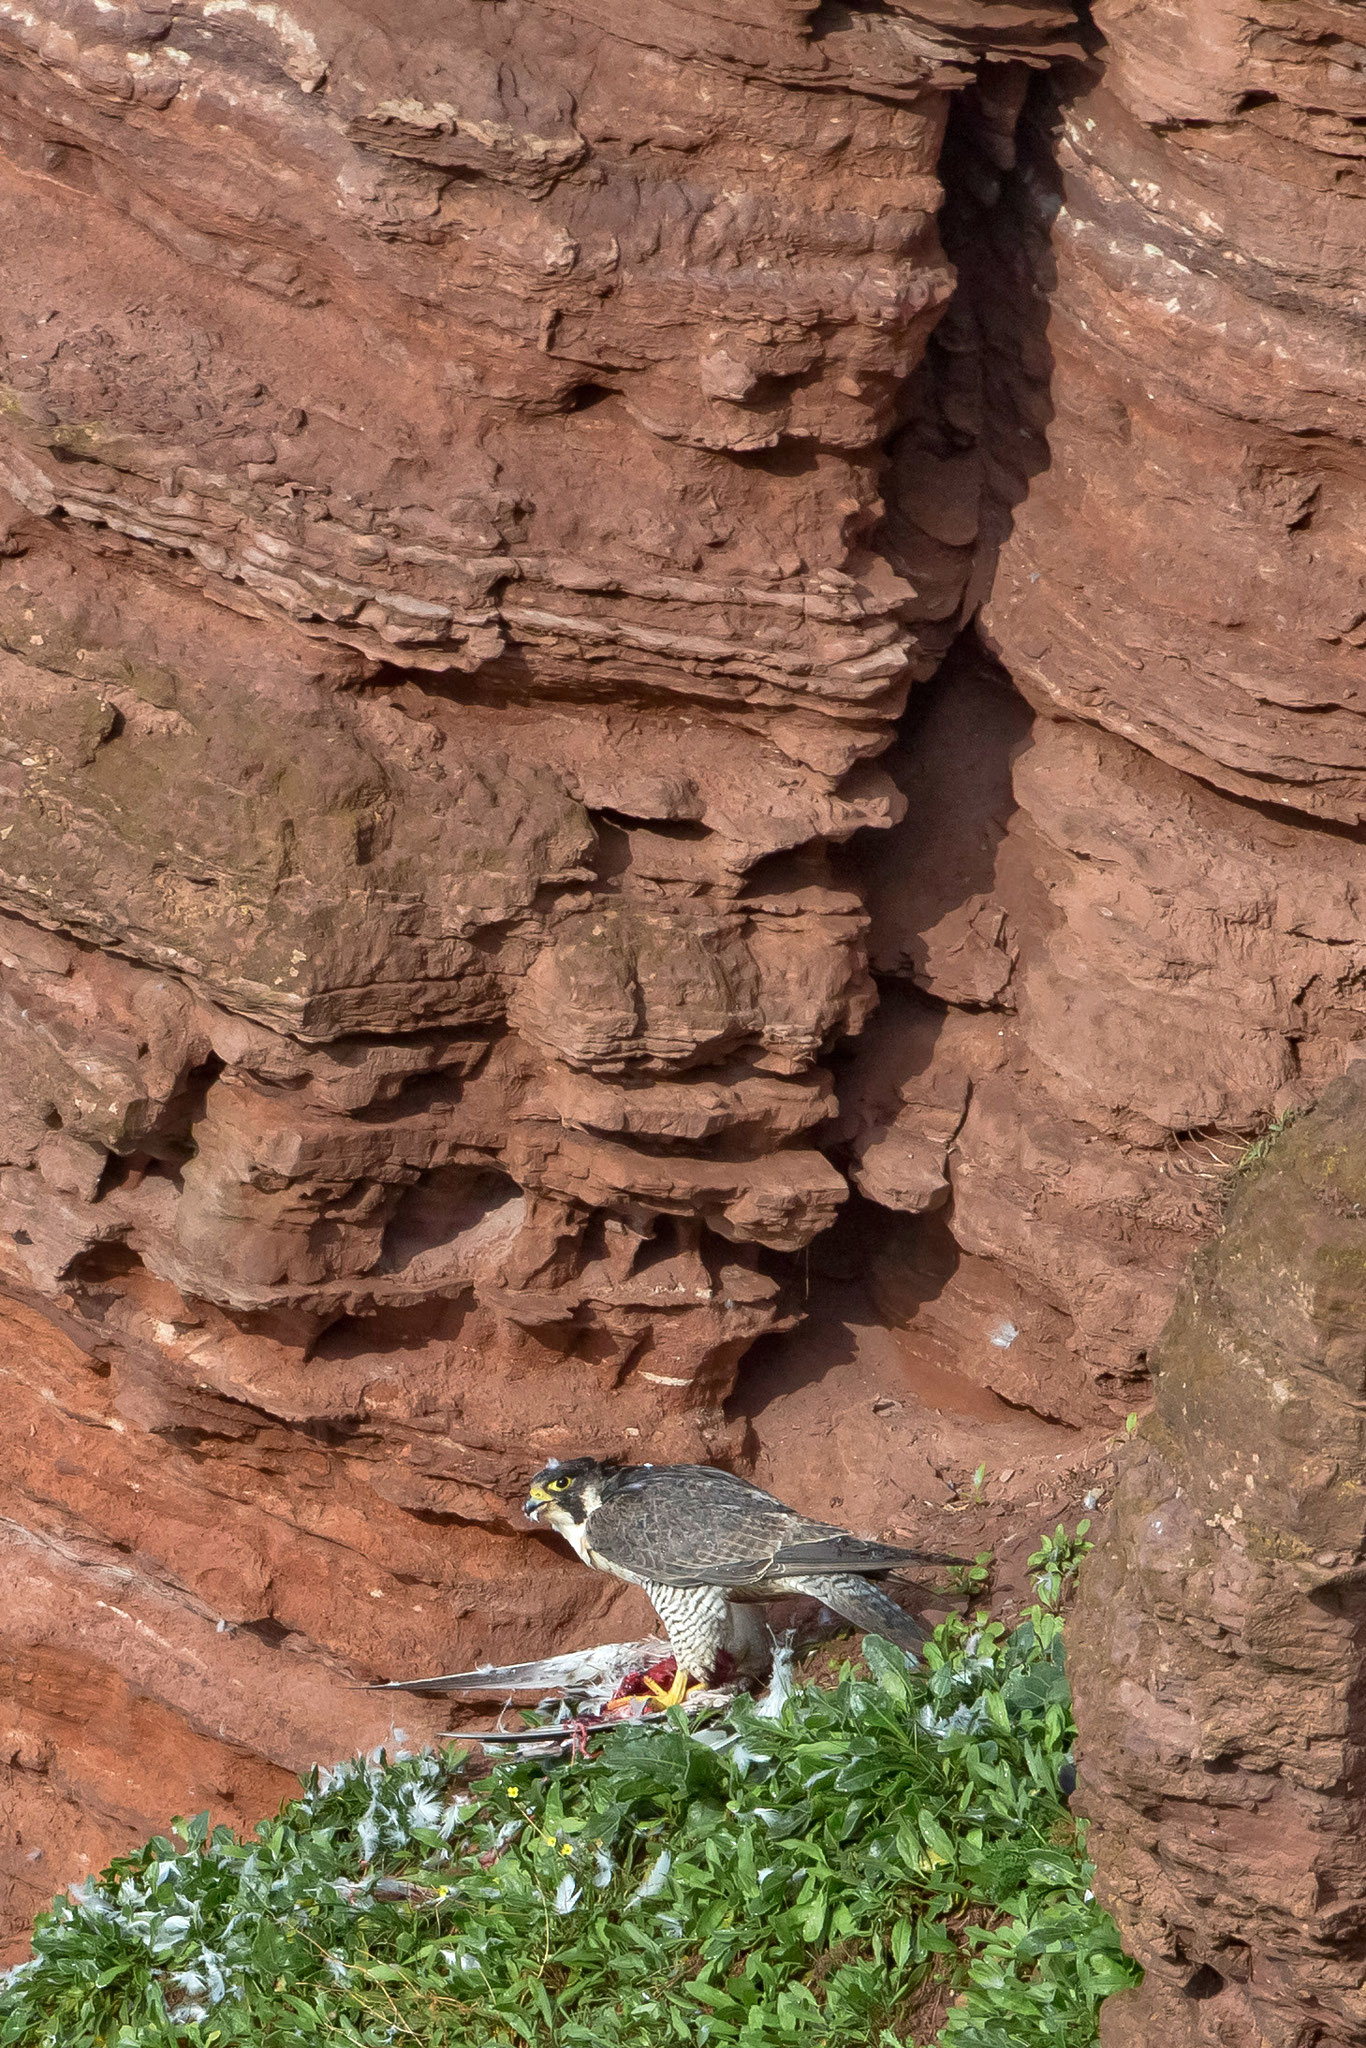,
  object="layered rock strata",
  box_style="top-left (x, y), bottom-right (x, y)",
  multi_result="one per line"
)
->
top-left (14, 0), bottom-right (1366, 1990)
top-left (1025, 14), bottom-right (1366, 2036)
top-left (1070, 1069), bottom-right (1366, 2048)
top-left (839, 1), bottom-right (1366, 1423)
top-left (801, 6), bottom-right (1366, 2036)
top-left (0, 0), bottom-right (1084, 1950)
